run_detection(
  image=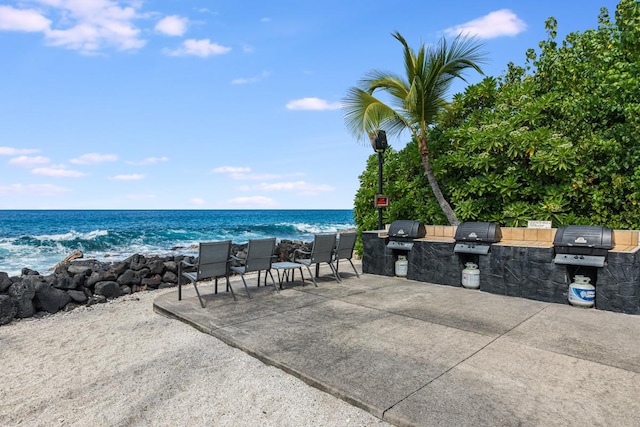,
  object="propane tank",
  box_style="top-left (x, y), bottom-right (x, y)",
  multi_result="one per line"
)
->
top-left (461, 262), bottom-right (480, 289)
top-left (395, 255), bottom-right (408, 277)
top-left (568, 275), bottom-right (595, 308)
